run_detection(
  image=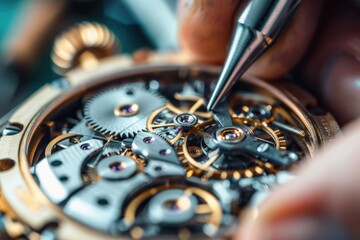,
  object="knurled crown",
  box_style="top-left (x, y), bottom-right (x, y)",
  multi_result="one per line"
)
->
top-left (52, 22), bottom-right (119, 75)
